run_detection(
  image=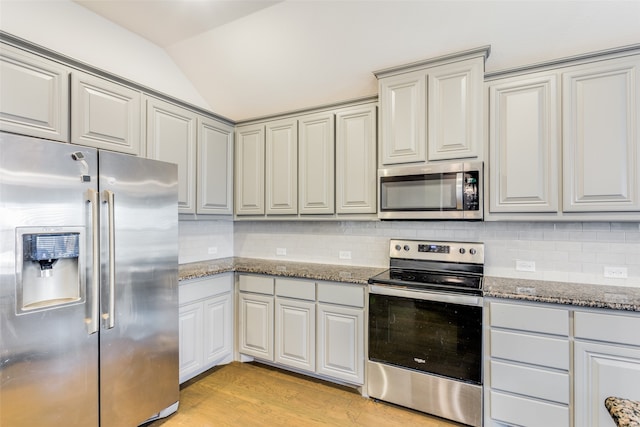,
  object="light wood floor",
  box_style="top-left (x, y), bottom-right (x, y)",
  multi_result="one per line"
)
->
top-left (146, 362), bottom-right (463, 427)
